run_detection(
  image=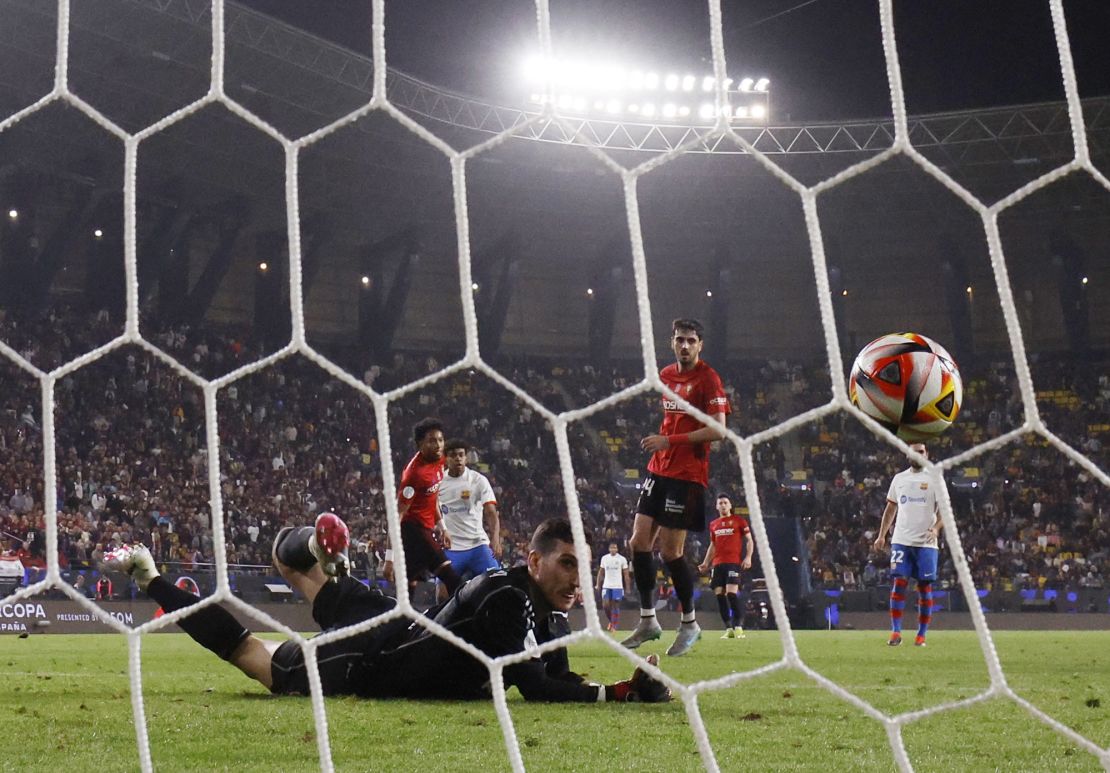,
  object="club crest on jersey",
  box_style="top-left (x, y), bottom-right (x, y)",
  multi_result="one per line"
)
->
top-left (461, 489), bottom-right (471, 500)
top-left (919, 483), bottom-right (929, 490)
